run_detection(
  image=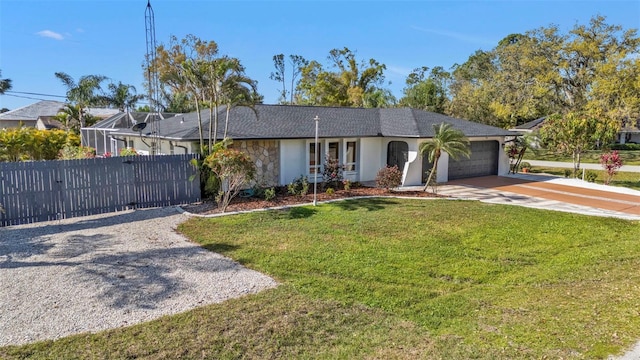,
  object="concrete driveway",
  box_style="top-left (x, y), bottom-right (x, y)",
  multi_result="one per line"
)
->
top-left (436, 174), bottom-right (640, 220)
